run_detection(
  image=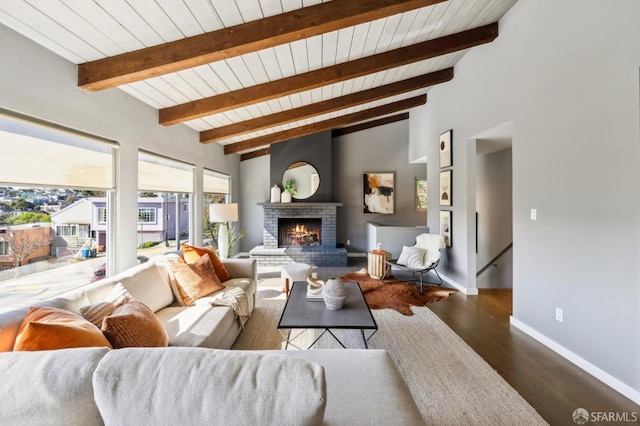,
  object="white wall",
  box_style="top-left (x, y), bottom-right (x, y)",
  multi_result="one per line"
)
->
top-left (239, 155), bottom-right (270, 252)
top-left (0, 25), bottom-right (240, 272)
top-left (409, 0), bottom-right (640, 399)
